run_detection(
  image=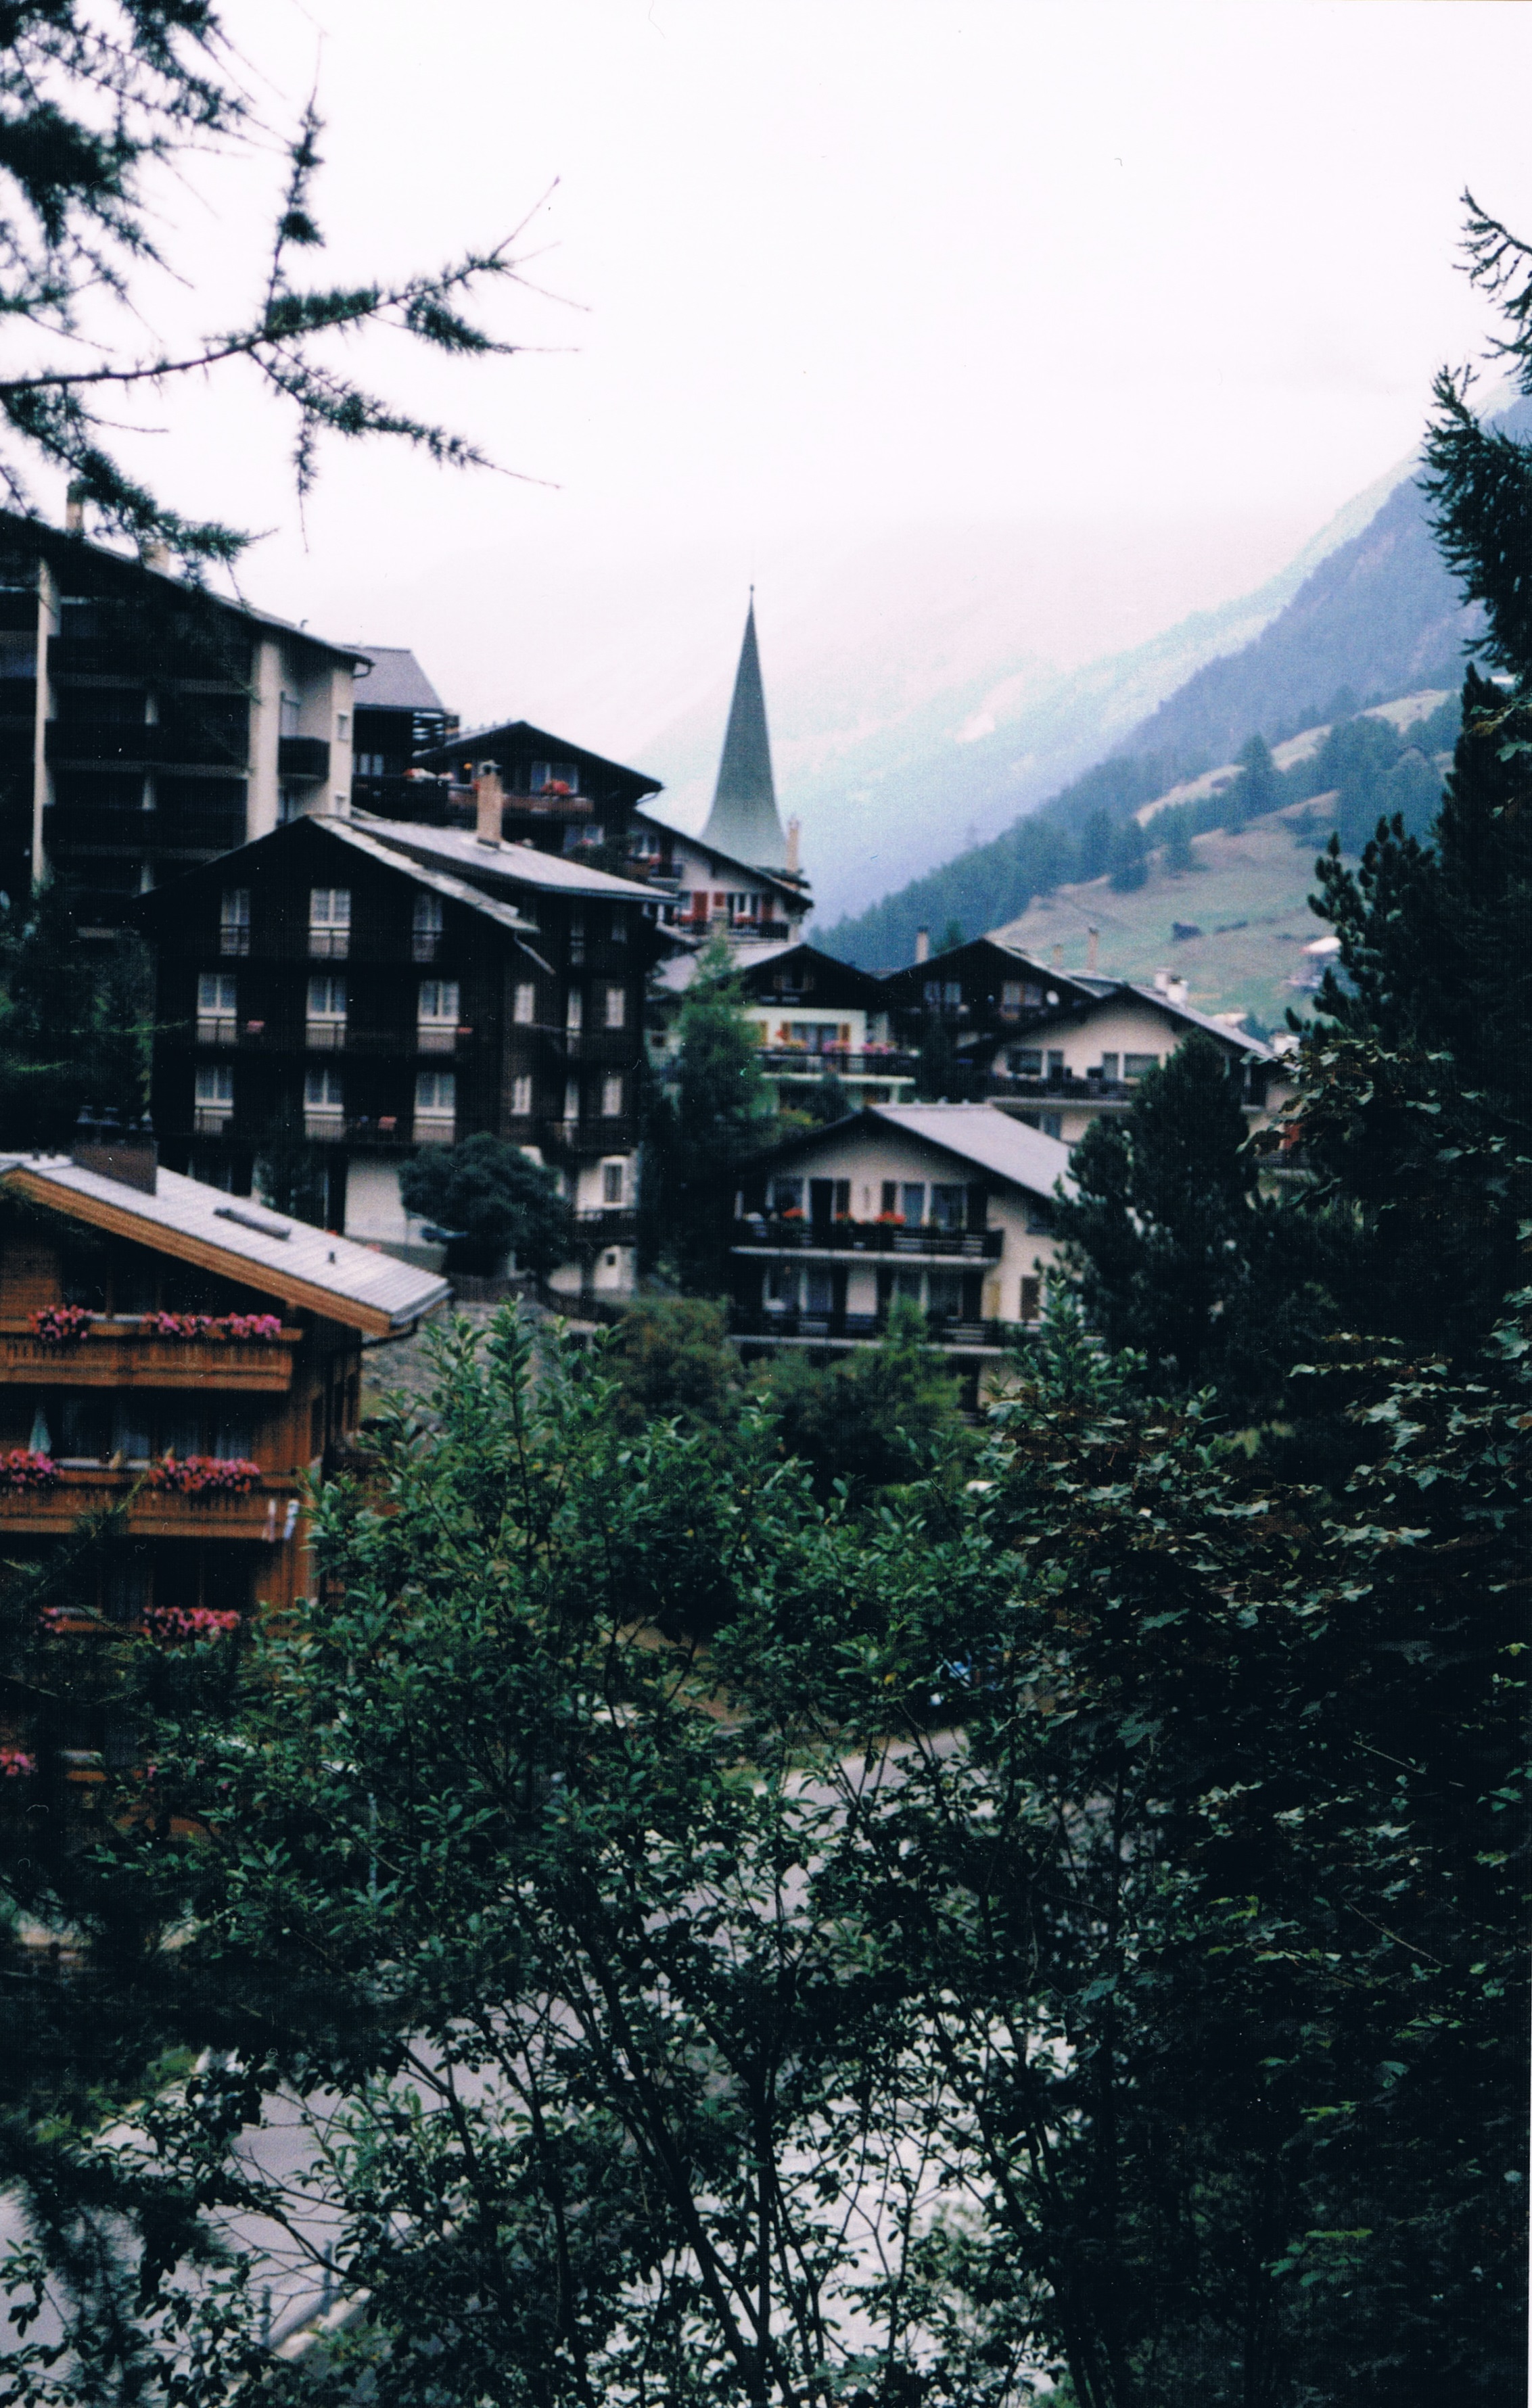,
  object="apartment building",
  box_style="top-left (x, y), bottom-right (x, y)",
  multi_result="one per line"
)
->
top-left (139, 782), bottom-right (670, 1296)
